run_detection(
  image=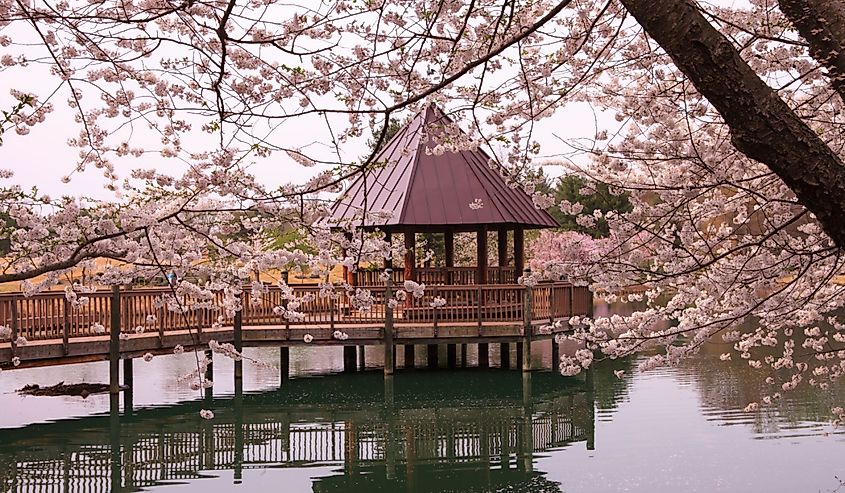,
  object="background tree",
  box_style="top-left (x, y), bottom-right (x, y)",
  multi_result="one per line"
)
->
top-left (1, 0), bottom-right (845, 406)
